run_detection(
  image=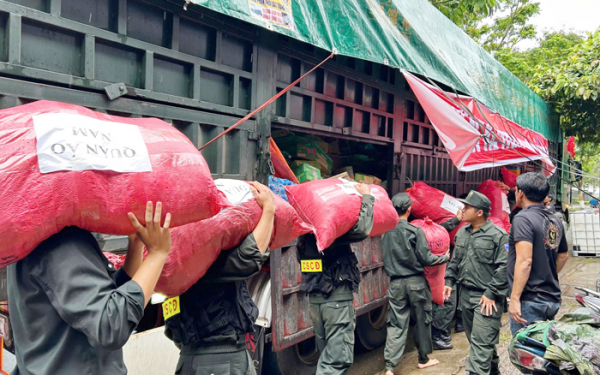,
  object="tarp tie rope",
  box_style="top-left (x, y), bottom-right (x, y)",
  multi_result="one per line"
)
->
top-left (199, 52), bottom-right (336, 151)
